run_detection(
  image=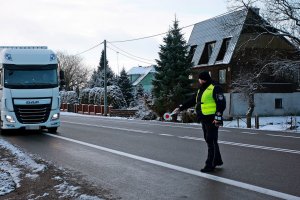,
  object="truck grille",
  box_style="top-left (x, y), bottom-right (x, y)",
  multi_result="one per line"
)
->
top-left (14, 104), bottom-right (51, 124)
